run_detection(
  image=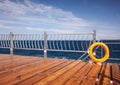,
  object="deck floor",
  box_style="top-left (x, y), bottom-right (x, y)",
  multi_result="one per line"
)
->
top-left (0, 54), bottom-right (120, 85)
